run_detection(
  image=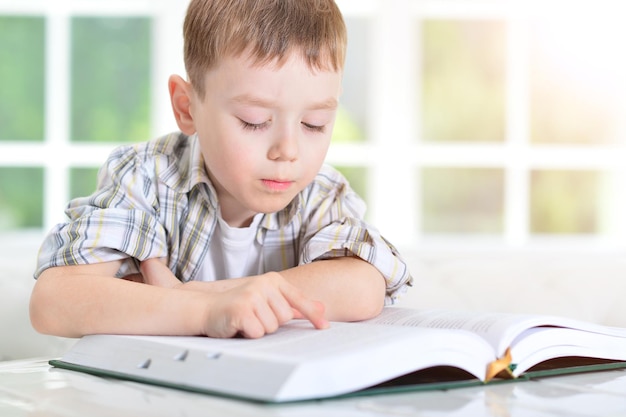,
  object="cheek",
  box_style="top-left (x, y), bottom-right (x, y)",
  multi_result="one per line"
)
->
top-left (209, 139), bottom-right (260, 185)
top-left (302, 135), bottom-right (332, 165)
top-left (199, 121), bottom-right (256, 166)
